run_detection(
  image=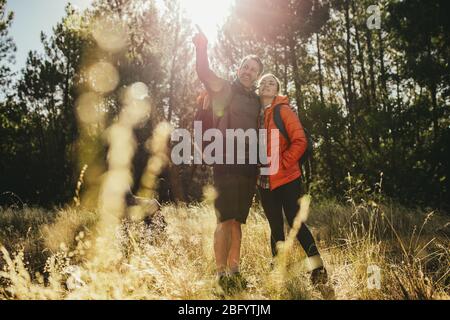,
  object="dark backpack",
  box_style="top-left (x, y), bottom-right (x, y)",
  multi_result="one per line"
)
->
top-left (272, 104), bottom-right (313, 167)
top-left (194, 86), bottom-right (239, 152)
top-left (194, 91), bottom-right (215, 133)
